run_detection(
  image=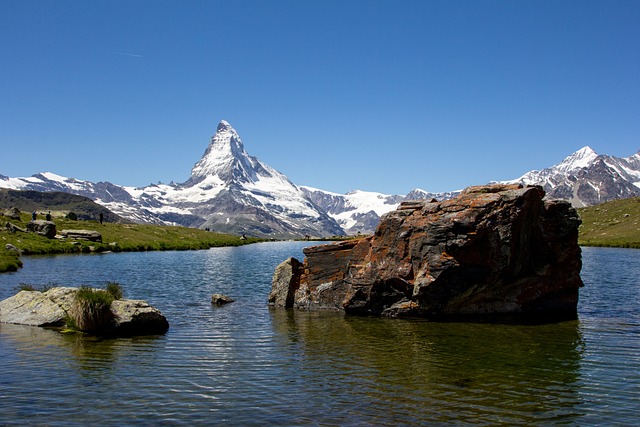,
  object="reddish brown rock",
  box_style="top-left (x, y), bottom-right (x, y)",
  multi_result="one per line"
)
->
top-left (270, 184), bottom-right (583, 321)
